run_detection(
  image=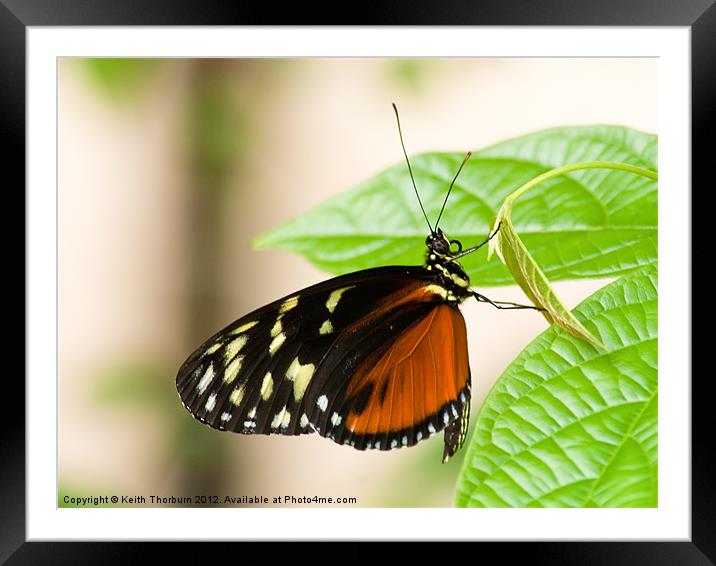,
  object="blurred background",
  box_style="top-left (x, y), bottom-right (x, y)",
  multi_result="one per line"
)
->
top-left (58, 58), bottom-right (657, 507)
